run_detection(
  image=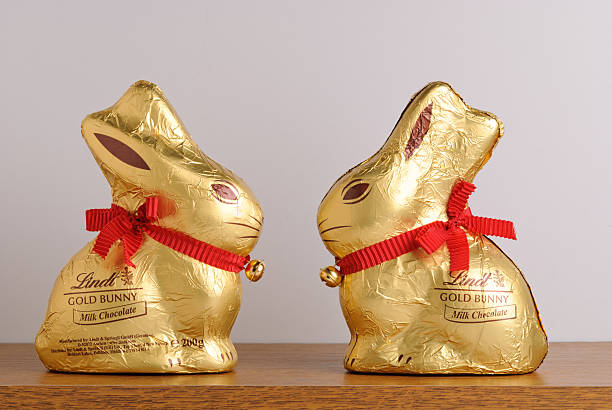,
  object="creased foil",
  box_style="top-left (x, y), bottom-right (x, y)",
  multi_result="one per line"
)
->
top-left (35, 81), bottom-right (263, 373)
top-left (317, 82), bottom-right (547, 374)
